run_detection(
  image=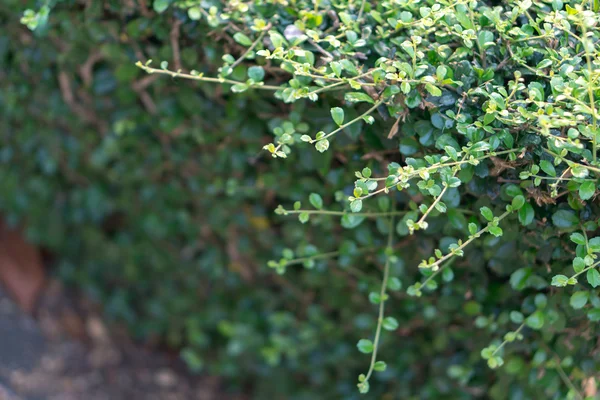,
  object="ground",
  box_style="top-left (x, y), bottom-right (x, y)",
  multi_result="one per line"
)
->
top-left (0, 281), bottom-right (242, 400)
